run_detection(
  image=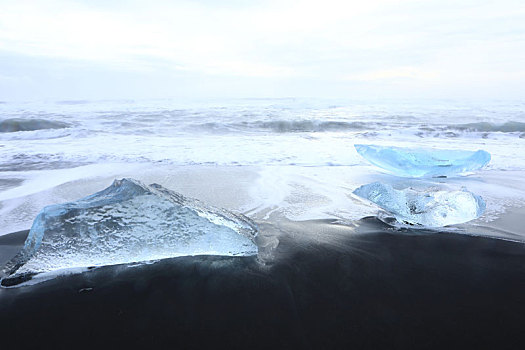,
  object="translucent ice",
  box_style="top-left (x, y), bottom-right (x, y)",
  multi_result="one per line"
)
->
top-left (1, 179), bottom-right (257, 286)
top-left (353, 182), bottom-right (486, 227)
top-left (355, 144), bottom-right (491, 177)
